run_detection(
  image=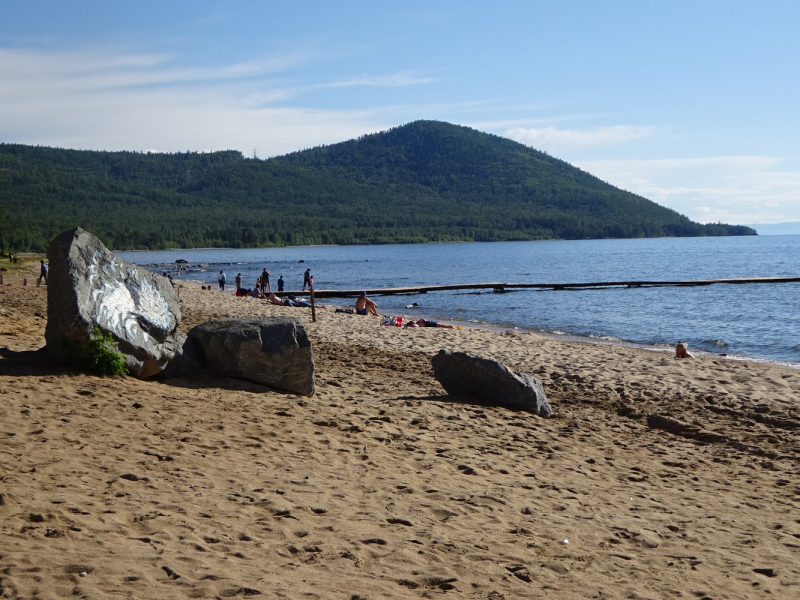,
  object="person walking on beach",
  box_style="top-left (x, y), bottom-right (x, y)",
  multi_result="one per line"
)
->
top-left (37, 260), bottom-right (48, 286)
top-left (235, 273), bottom-right (242, 291)
top-left (218, 270), bottom-right (227, 291)
top-left (355, 291), bottom-right (379, 316)
top-left (277, 275), bottom-right (284, 292)
top-left (302, 269), bottom-right (311, 291)
top-left (261, 268), bottom-right (271, 293)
